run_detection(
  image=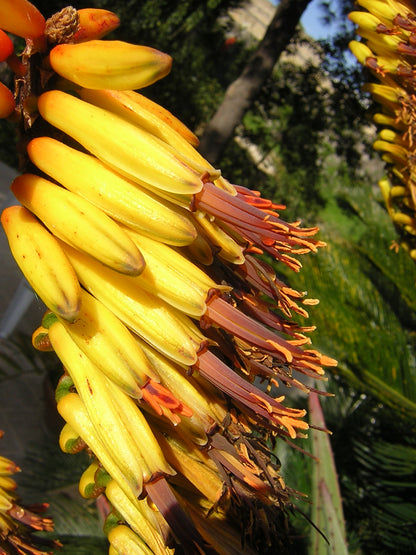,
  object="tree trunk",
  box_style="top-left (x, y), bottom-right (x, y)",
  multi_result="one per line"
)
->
top-left (198, 0), bottom-right (312, 164)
